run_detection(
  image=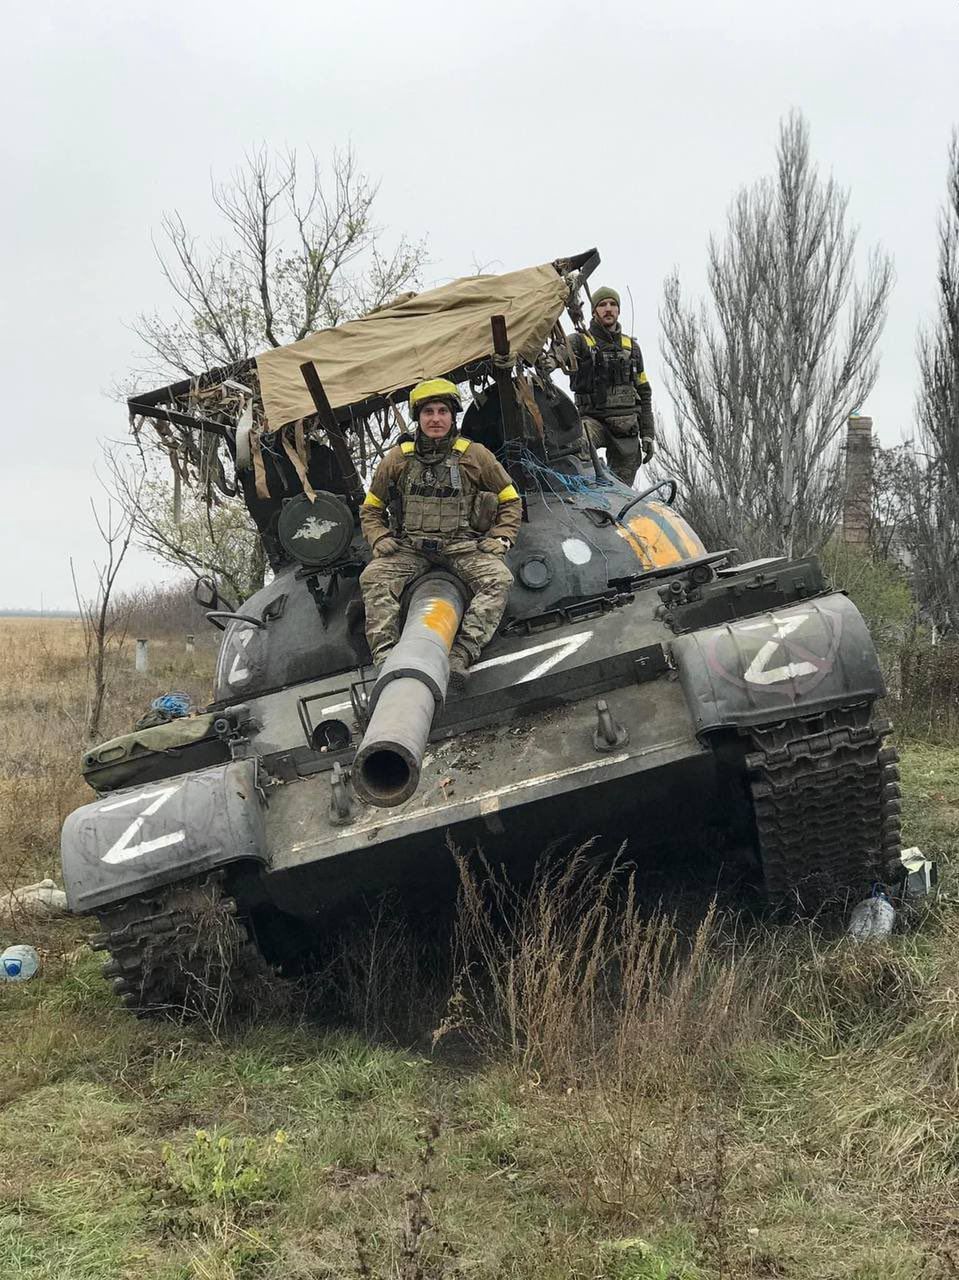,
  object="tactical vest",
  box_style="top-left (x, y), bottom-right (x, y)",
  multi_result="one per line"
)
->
top-left (397, 437), bottom-right (476, 543)
top-left (574, 332), bottom-right (640, 418)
